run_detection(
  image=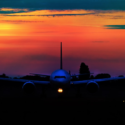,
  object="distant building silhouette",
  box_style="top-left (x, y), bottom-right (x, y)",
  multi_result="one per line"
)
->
top-left (79, 62), bottom-right (90, 80)
top-left (95, 73), bottom-right (111, 79)
top-left (118, 75), bottom-right (124, 77)
top-left (13, 77), bottom-right (18, 79)
top-left (71, 74), bottom-right (79, 81)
